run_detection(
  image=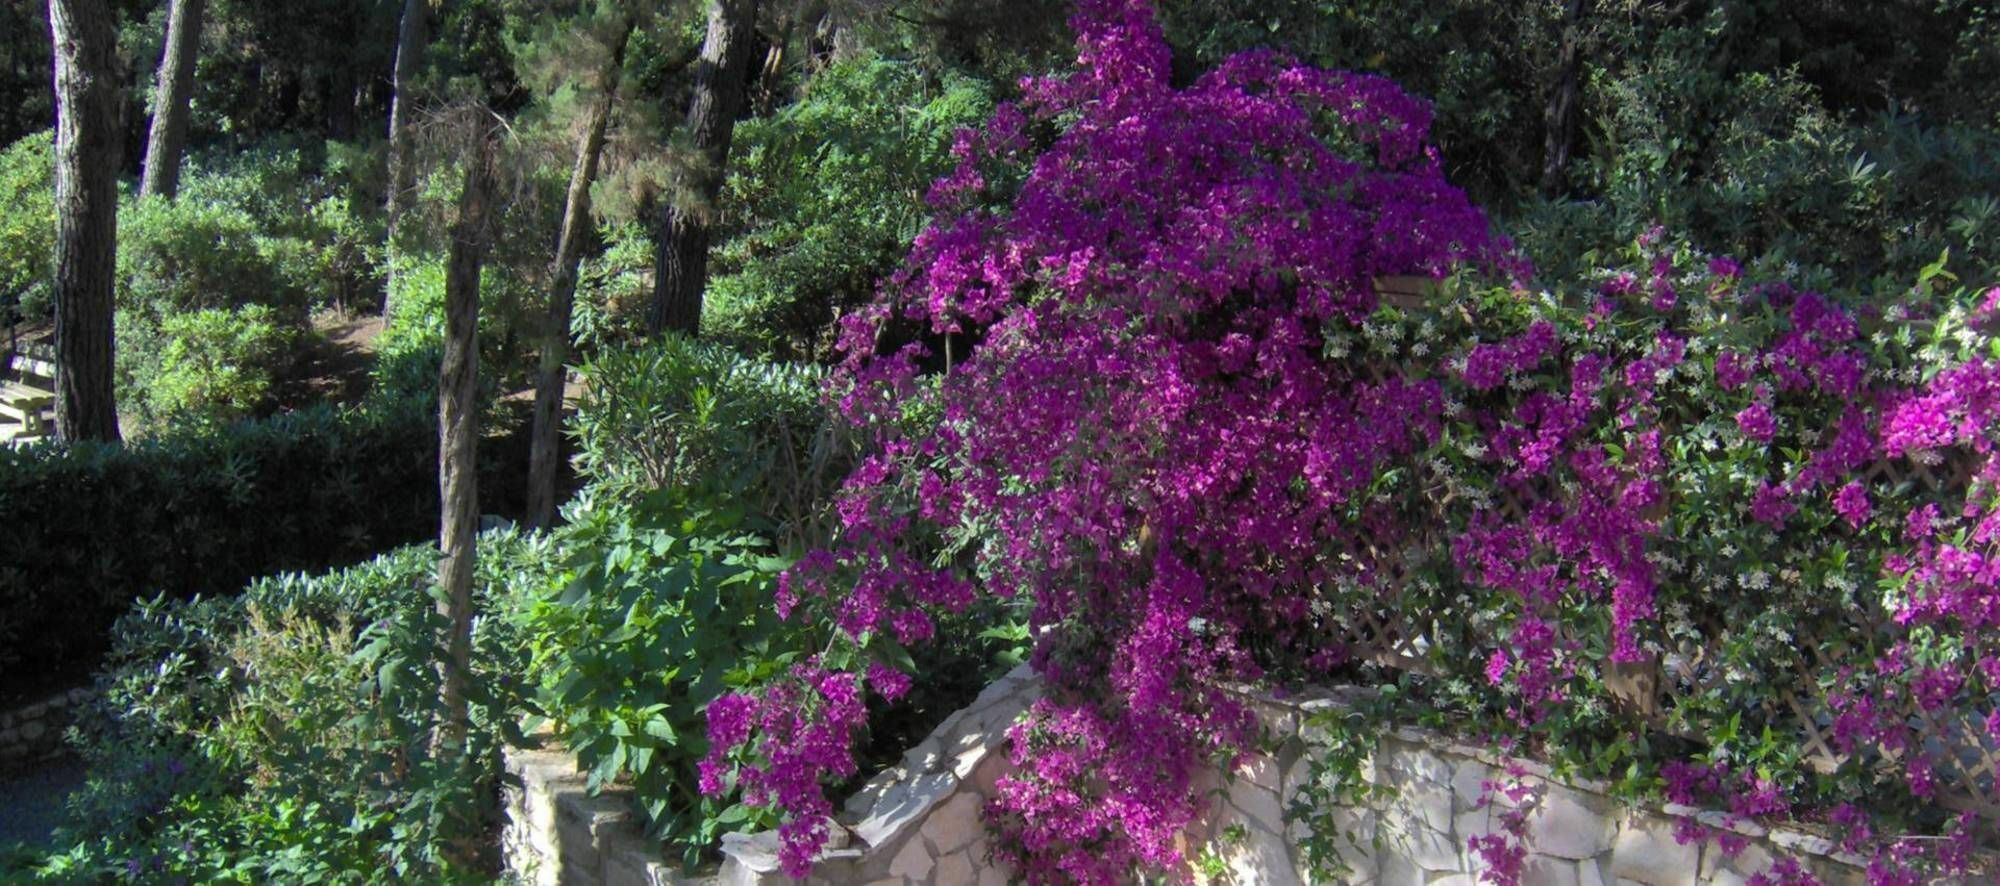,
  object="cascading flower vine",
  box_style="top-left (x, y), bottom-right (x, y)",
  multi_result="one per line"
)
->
top-left (699, 1), bottom-right (1998, 881)
top-left (700, 0), bottom-right (1503, 879)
